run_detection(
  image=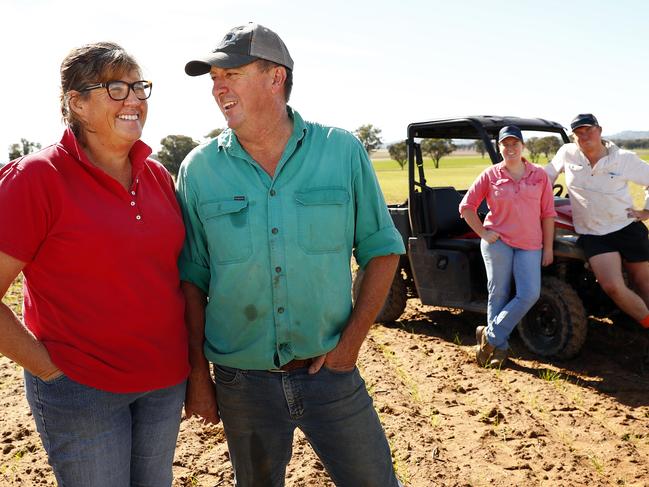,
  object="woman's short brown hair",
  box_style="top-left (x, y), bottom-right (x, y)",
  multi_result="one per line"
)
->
top-left (60, 42), bottom-right (141, 140)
